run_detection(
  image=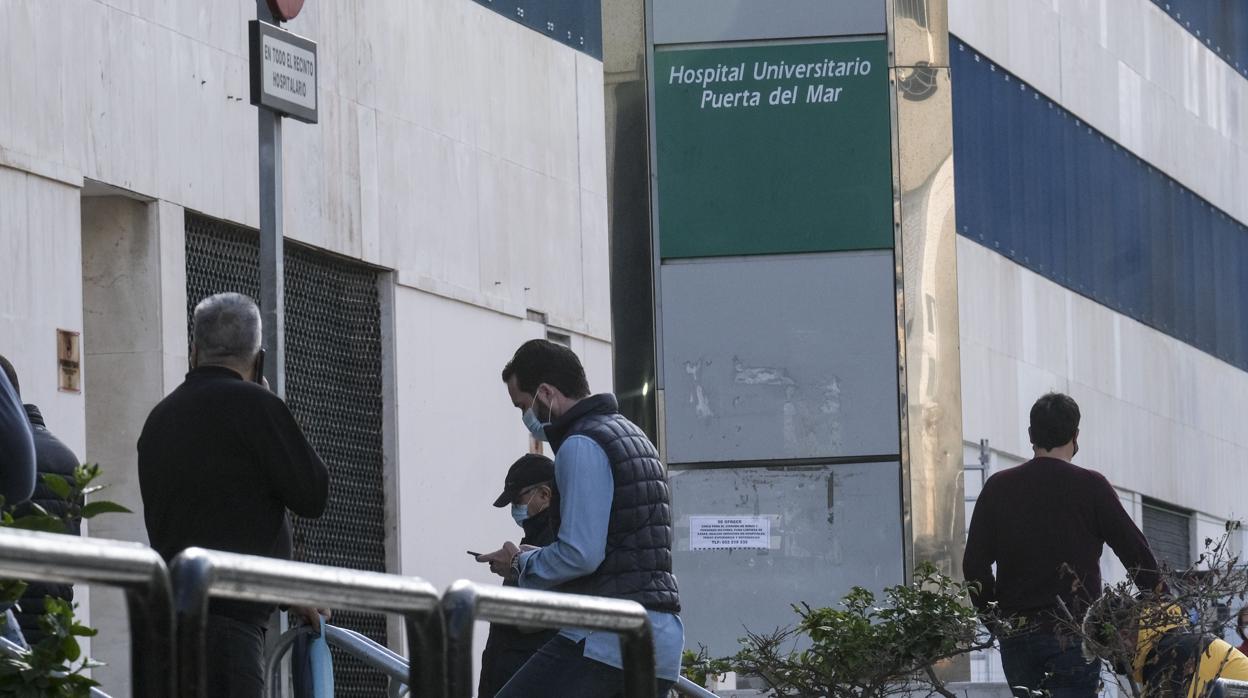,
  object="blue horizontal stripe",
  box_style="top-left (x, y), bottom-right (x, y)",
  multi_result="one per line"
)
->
top-left (951, 39), bottom-right (1248, 371)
